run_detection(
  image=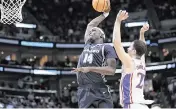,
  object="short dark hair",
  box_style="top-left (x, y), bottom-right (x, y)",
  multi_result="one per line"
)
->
top-left (133, 40), bottom-right (147, 57)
